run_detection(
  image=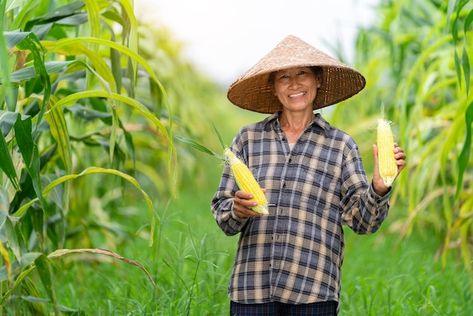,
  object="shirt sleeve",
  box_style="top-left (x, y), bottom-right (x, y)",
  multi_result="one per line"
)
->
top-left (211, 129), bottom-right (249, 236)
top-left (339, 144), bottom-right (391, 234)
